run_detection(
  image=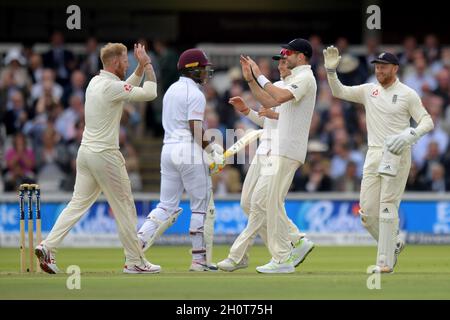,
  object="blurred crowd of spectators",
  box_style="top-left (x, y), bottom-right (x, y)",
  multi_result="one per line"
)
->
top-left (1, 32), bottom-right (449, 194)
